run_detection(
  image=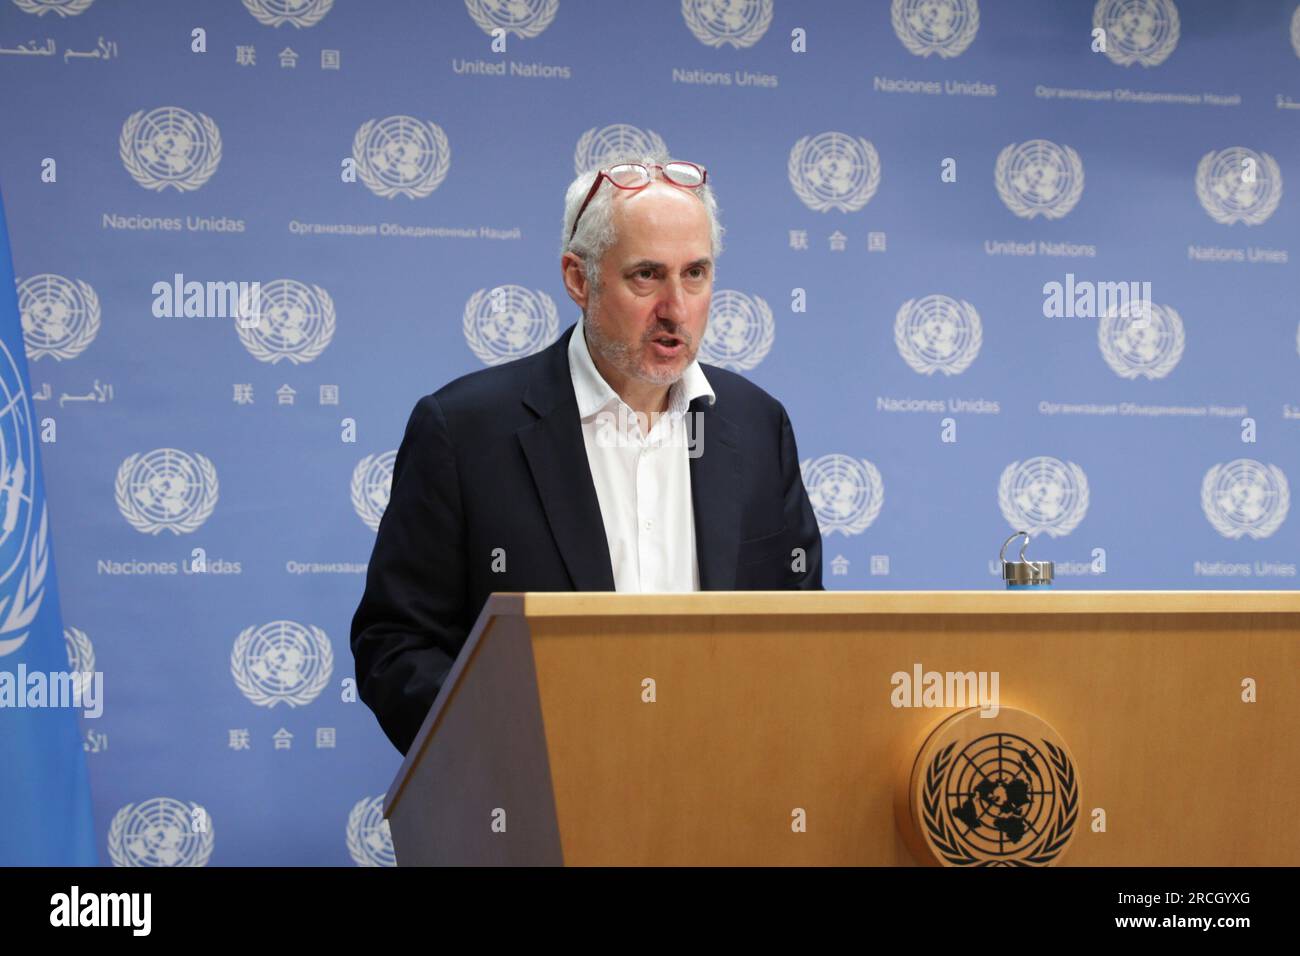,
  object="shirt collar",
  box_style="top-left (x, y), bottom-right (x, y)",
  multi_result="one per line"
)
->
top-left (568, 314), bottom-right (715, 420)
